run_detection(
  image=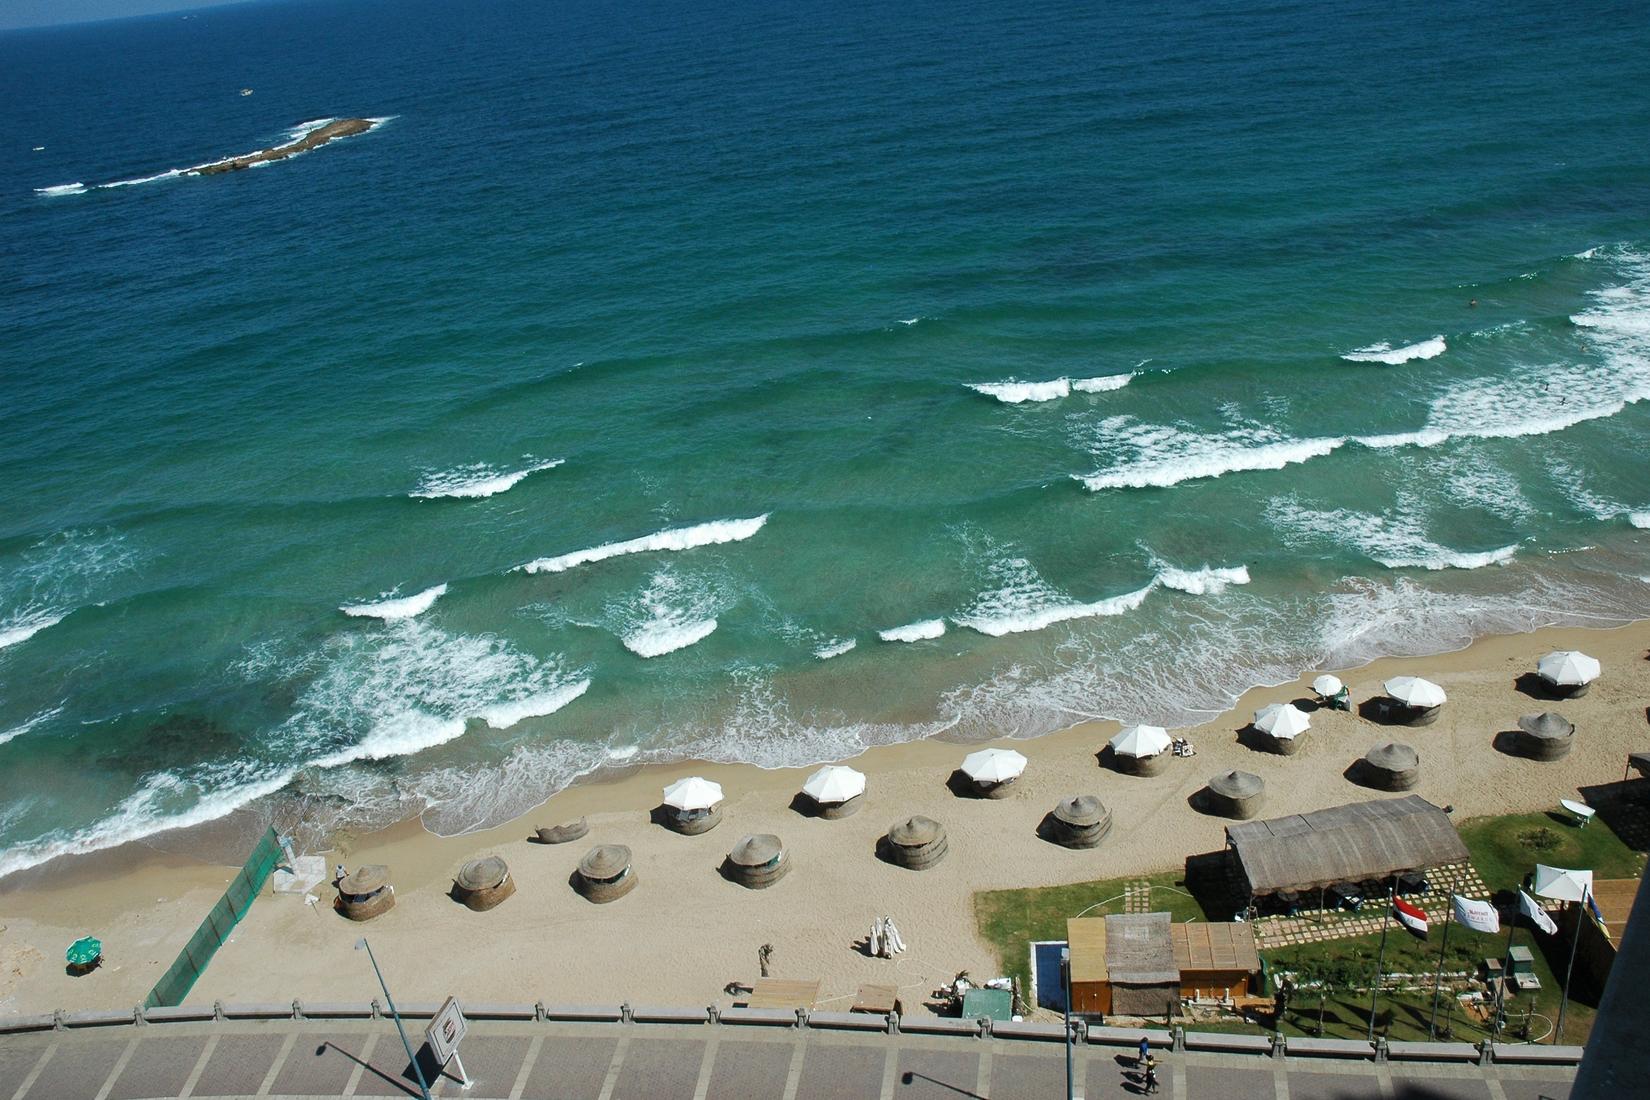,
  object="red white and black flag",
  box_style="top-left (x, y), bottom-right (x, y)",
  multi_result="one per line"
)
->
top-left (1393, 896), bottom-right (1429, 937)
